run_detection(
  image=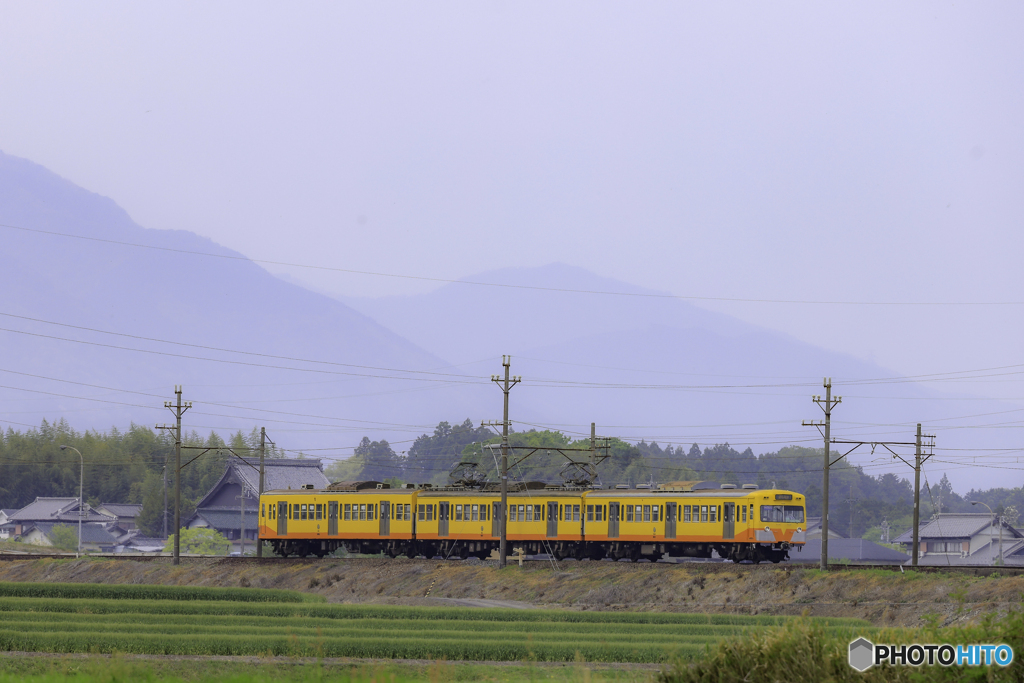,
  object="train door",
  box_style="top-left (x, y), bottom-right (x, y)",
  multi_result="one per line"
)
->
top-left (546, 501), bottom-right (558, 538)
top-left (492, 502), bottom-right (500, 537)
top-left (665, 502), bottom-right (677, 539)
top-left (438, 502), bottom-right (450, 537)
top-left (723, 502), bottom-right (735, 540)
top-left (328, 501), bottom-right (338, 535)
top-left (608, 502), bottom-right (619, 538)
top-left (277, 501), bottom-right (287, 535)
top-left (379, 501), bottom-right (390, 536)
